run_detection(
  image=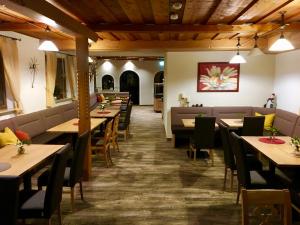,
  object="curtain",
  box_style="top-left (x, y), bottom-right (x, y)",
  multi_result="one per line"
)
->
top-left (45, 52), bottom-right (57, 107)
top-left (0, 37), bottom-right (22, 113)
top-left (65, 55), bottom-right (77, 99)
